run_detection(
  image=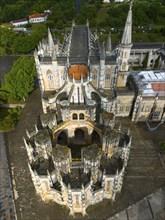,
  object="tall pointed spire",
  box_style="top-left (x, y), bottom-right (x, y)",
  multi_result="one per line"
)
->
top-left (100, 42), bottom-right (106, 60)
top-left (48, 28), bottom-right (55, 51)
top-left (121, 2), bottom-right (132, 45)
top-left (106, 32), bottom-right (112, 52)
